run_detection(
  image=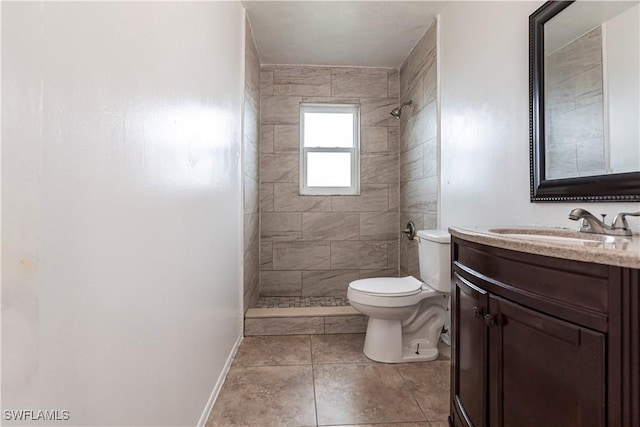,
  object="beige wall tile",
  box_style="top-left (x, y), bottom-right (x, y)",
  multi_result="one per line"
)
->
top-left (324, 315), bottom-right (368, 334)
top-left (260, 270), bottom-right (302, 296)
top-left (244, 247), bottom-right (259, 293)
top-left (331, 241), bottom-right (387, 270)
top-left (302, 212), bottom-right (360, 241)
top-left (273, 241), bottom-right (331, 270)
top-left (262, 96), bottom-right (301, 125)
top-left (245, 317), bottom-right (324, 336)
top-left (273, 183), bottom-right (331, 212)
top-left (361, 126), bottom-right (389, 154)
top-left (260, 183), bottom-right (274, 212)
top-left (387, 239), bottom-right (399, 270)
top-left (260, 69), bottom-right (274, 96)
top-left (401, 144), bottom-right (424, 183)
top-left (359, 268), bottom-right (399, 279)
top-left (273, 124), bottom-right (299, 153)
top-left (387, 69), bottom-right (400, 99)
top-left (331, 68), bottom-right (388, 98)
top-left (260, 125), bottom-right (274, 154)
top-left (273, 66), bottom-right (331, 96)
top-left (245, 176), bottom-right (259, 215)
top-left (361, 152), bottom-right (399, 184)
top-left (423, 137), bottom-right (438, 178)
top-left (360, 212), bottom-right (398, 241)
top-left (388, 127), bottom-right (400, 153)
top-left (403, 21), bottom-right (437, 90)
top-left (388, 183), bottom-right (400, 212)
top-left (400, 176), bottom-right (437, 214)
top-left (260, 241), bottom-right (273, 271)
top-left (260, 153), bottom-right (298, 183)
top-left (302, 270), bottom-right (359, 297)
top-left (244, 136), bottom-right (259, 181)
top-left (361, 98), bottom-right (400, 127)
top-left (261, 212), bottom-right (302, 241)
top-left (302, 96), bottom-right (360, 104)
top-left (332, 184), bottom-right (389, 212)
